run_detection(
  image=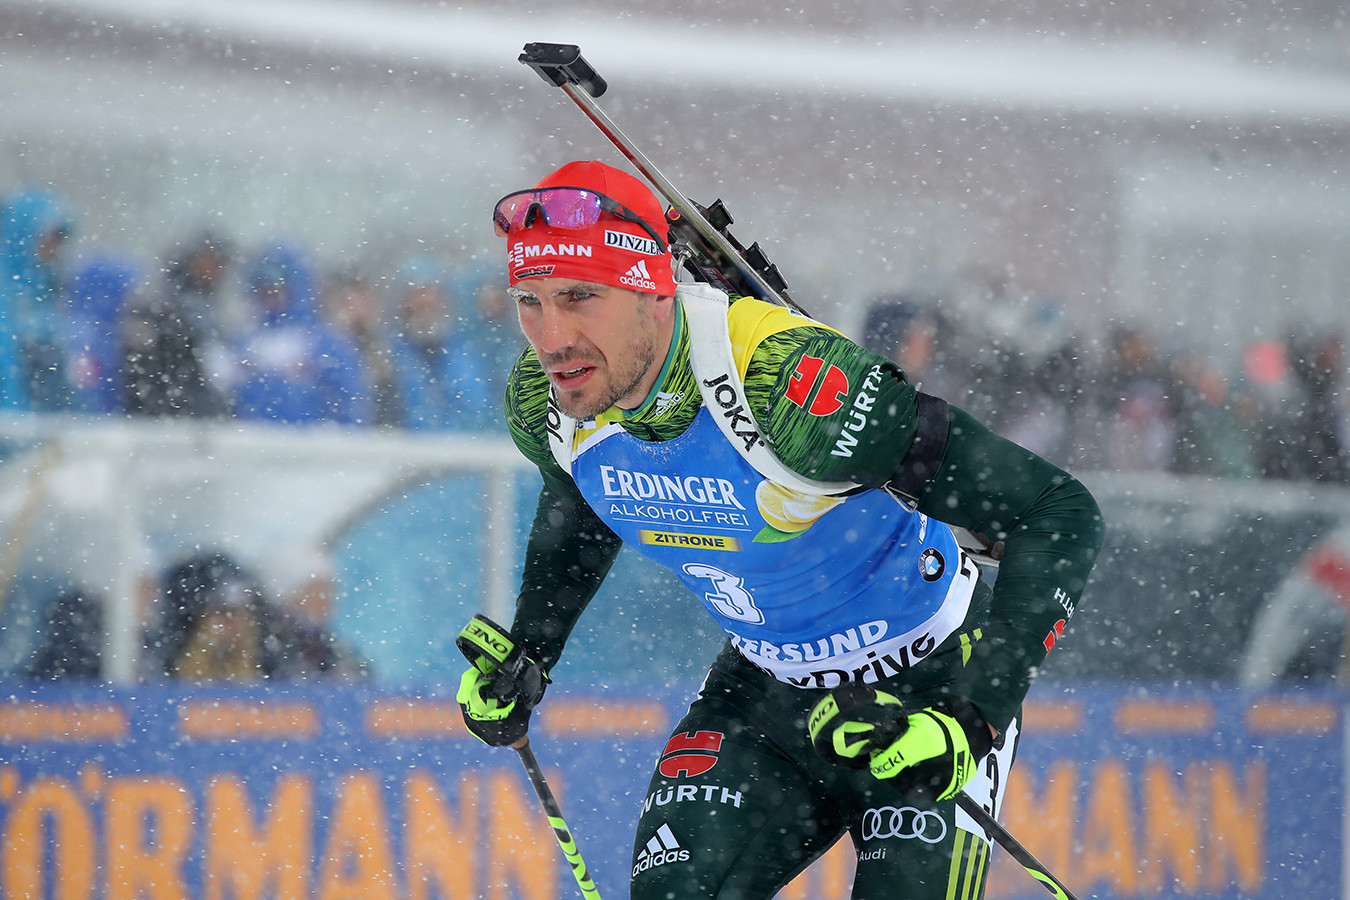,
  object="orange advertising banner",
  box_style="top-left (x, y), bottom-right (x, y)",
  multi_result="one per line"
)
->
top-left (0, 684), bottom-right (1338, 900)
